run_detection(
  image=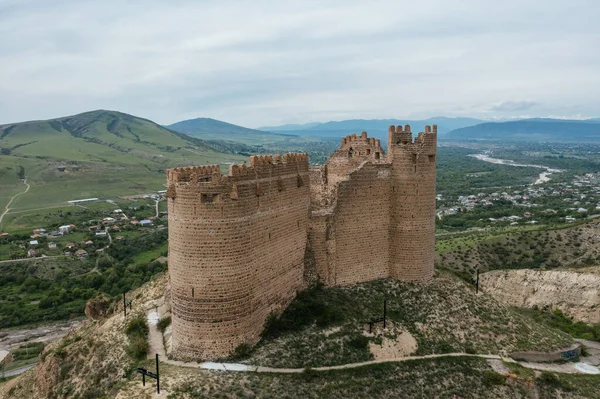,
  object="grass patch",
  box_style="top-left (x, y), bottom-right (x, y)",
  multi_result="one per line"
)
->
top-left (125, 314), bottom-right (149, 361)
